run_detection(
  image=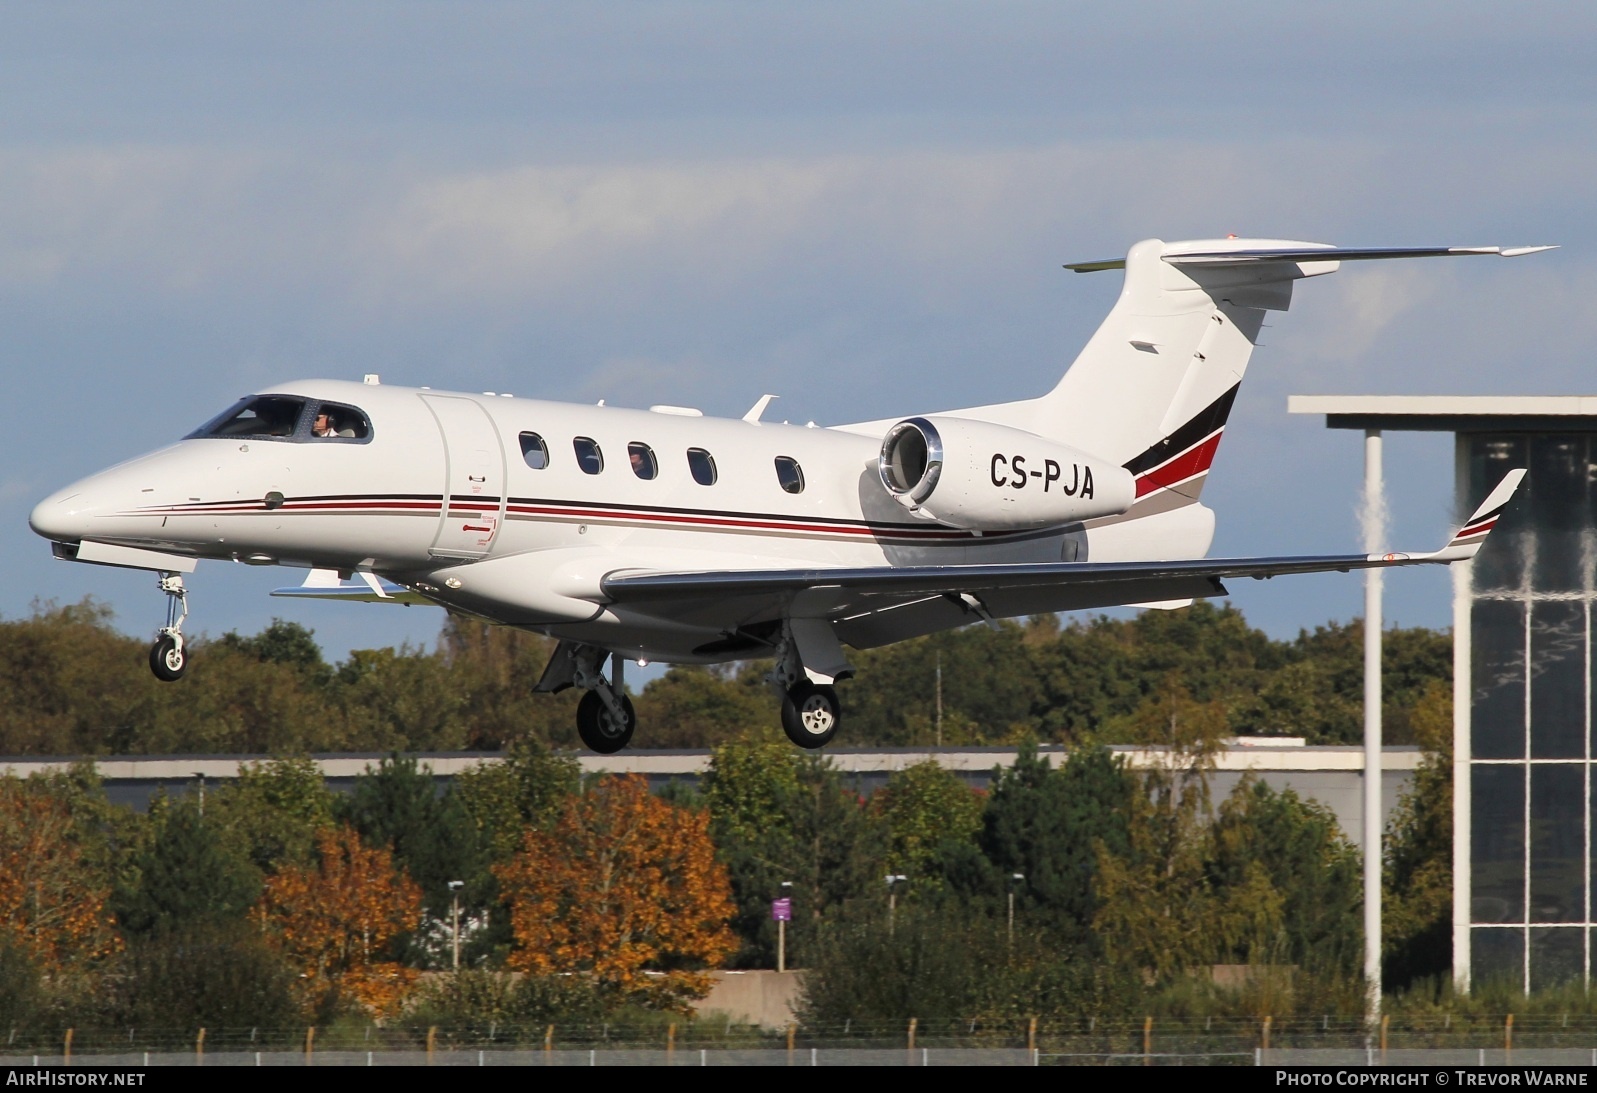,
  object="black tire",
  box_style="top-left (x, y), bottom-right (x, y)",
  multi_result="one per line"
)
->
top-left (781, 680), bottom-right (841, 749)
top-left (576, 689), bottom-right (636, 754)
top-left (150, 636), bottom-right (187, 682)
